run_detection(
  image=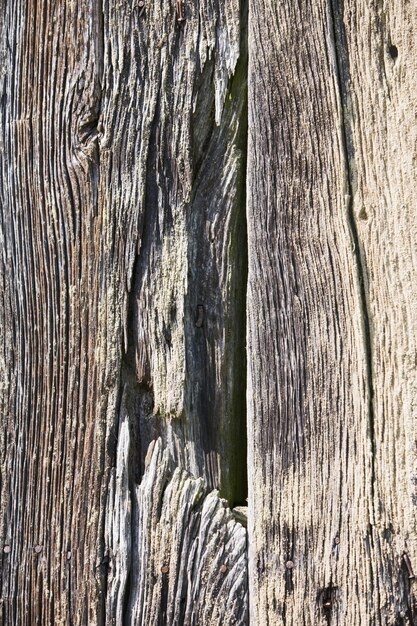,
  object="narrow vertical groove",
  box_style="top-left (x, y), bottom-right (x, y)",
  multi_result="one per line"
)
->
top-left (328, 1), bottom-right (381, 618)
top-left (328, 0), bottom-right (376, 496)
